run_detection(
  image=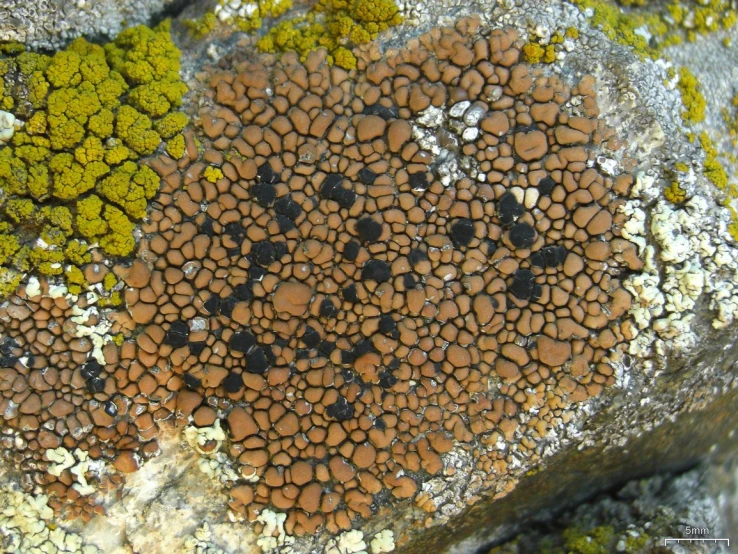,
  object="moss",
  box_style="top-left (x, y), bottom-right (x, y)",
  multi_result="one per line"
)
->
top-left (676, 66), bottom-right (706, 125)
top-left (562, 526), bottom-right (615, 554)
